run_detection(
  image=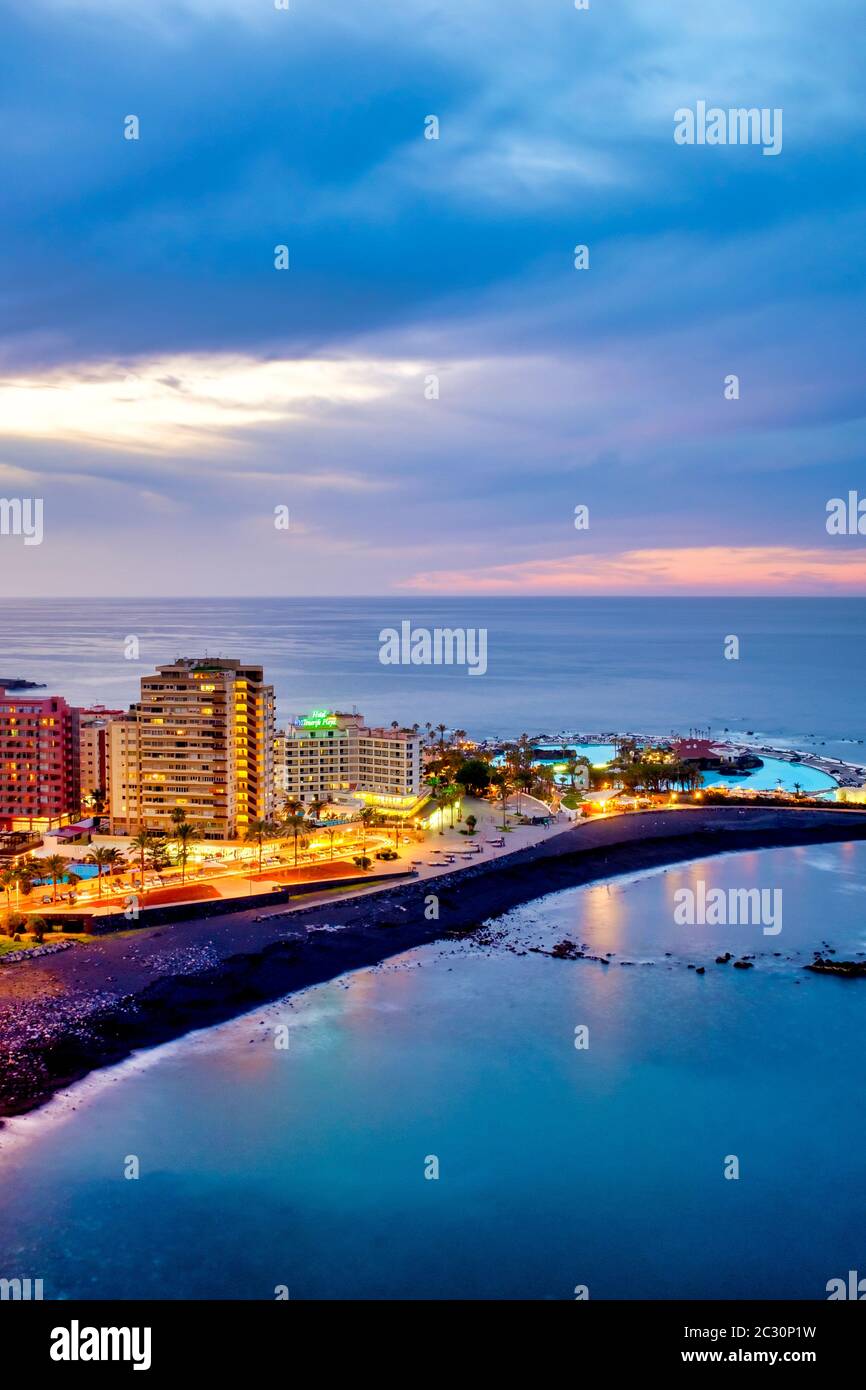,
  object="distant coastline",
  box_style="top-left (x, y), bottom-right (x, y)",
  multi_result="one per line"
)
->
top-left (0, 678), bottom-right (46, 690)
